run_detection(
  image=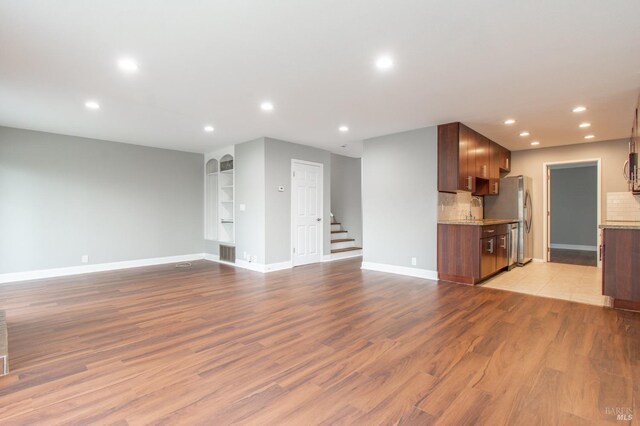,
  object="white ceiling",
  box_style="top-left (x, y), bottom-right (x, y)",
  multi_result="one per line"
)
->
top-left (1, 0), bottom-right (639, 157)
